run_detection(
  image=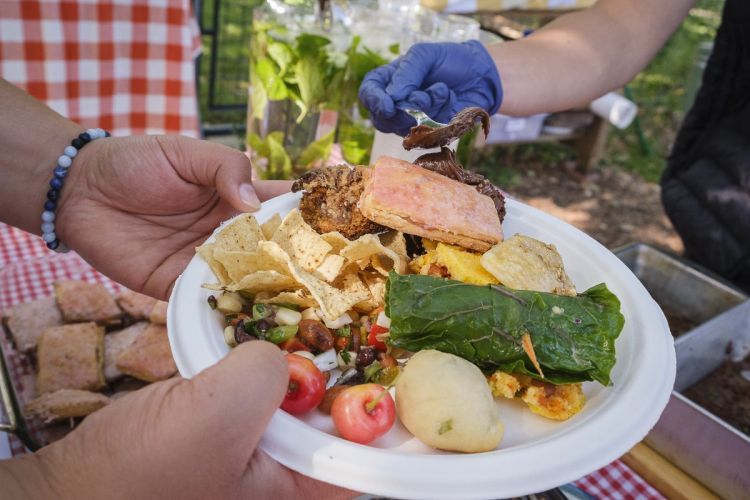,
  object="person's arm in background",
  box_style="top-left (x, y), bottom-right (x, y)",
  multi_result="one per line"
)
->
top-left (359, 0), bottom-right (696, 134)
top-left (491, 0), bottom-right (695, 115)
